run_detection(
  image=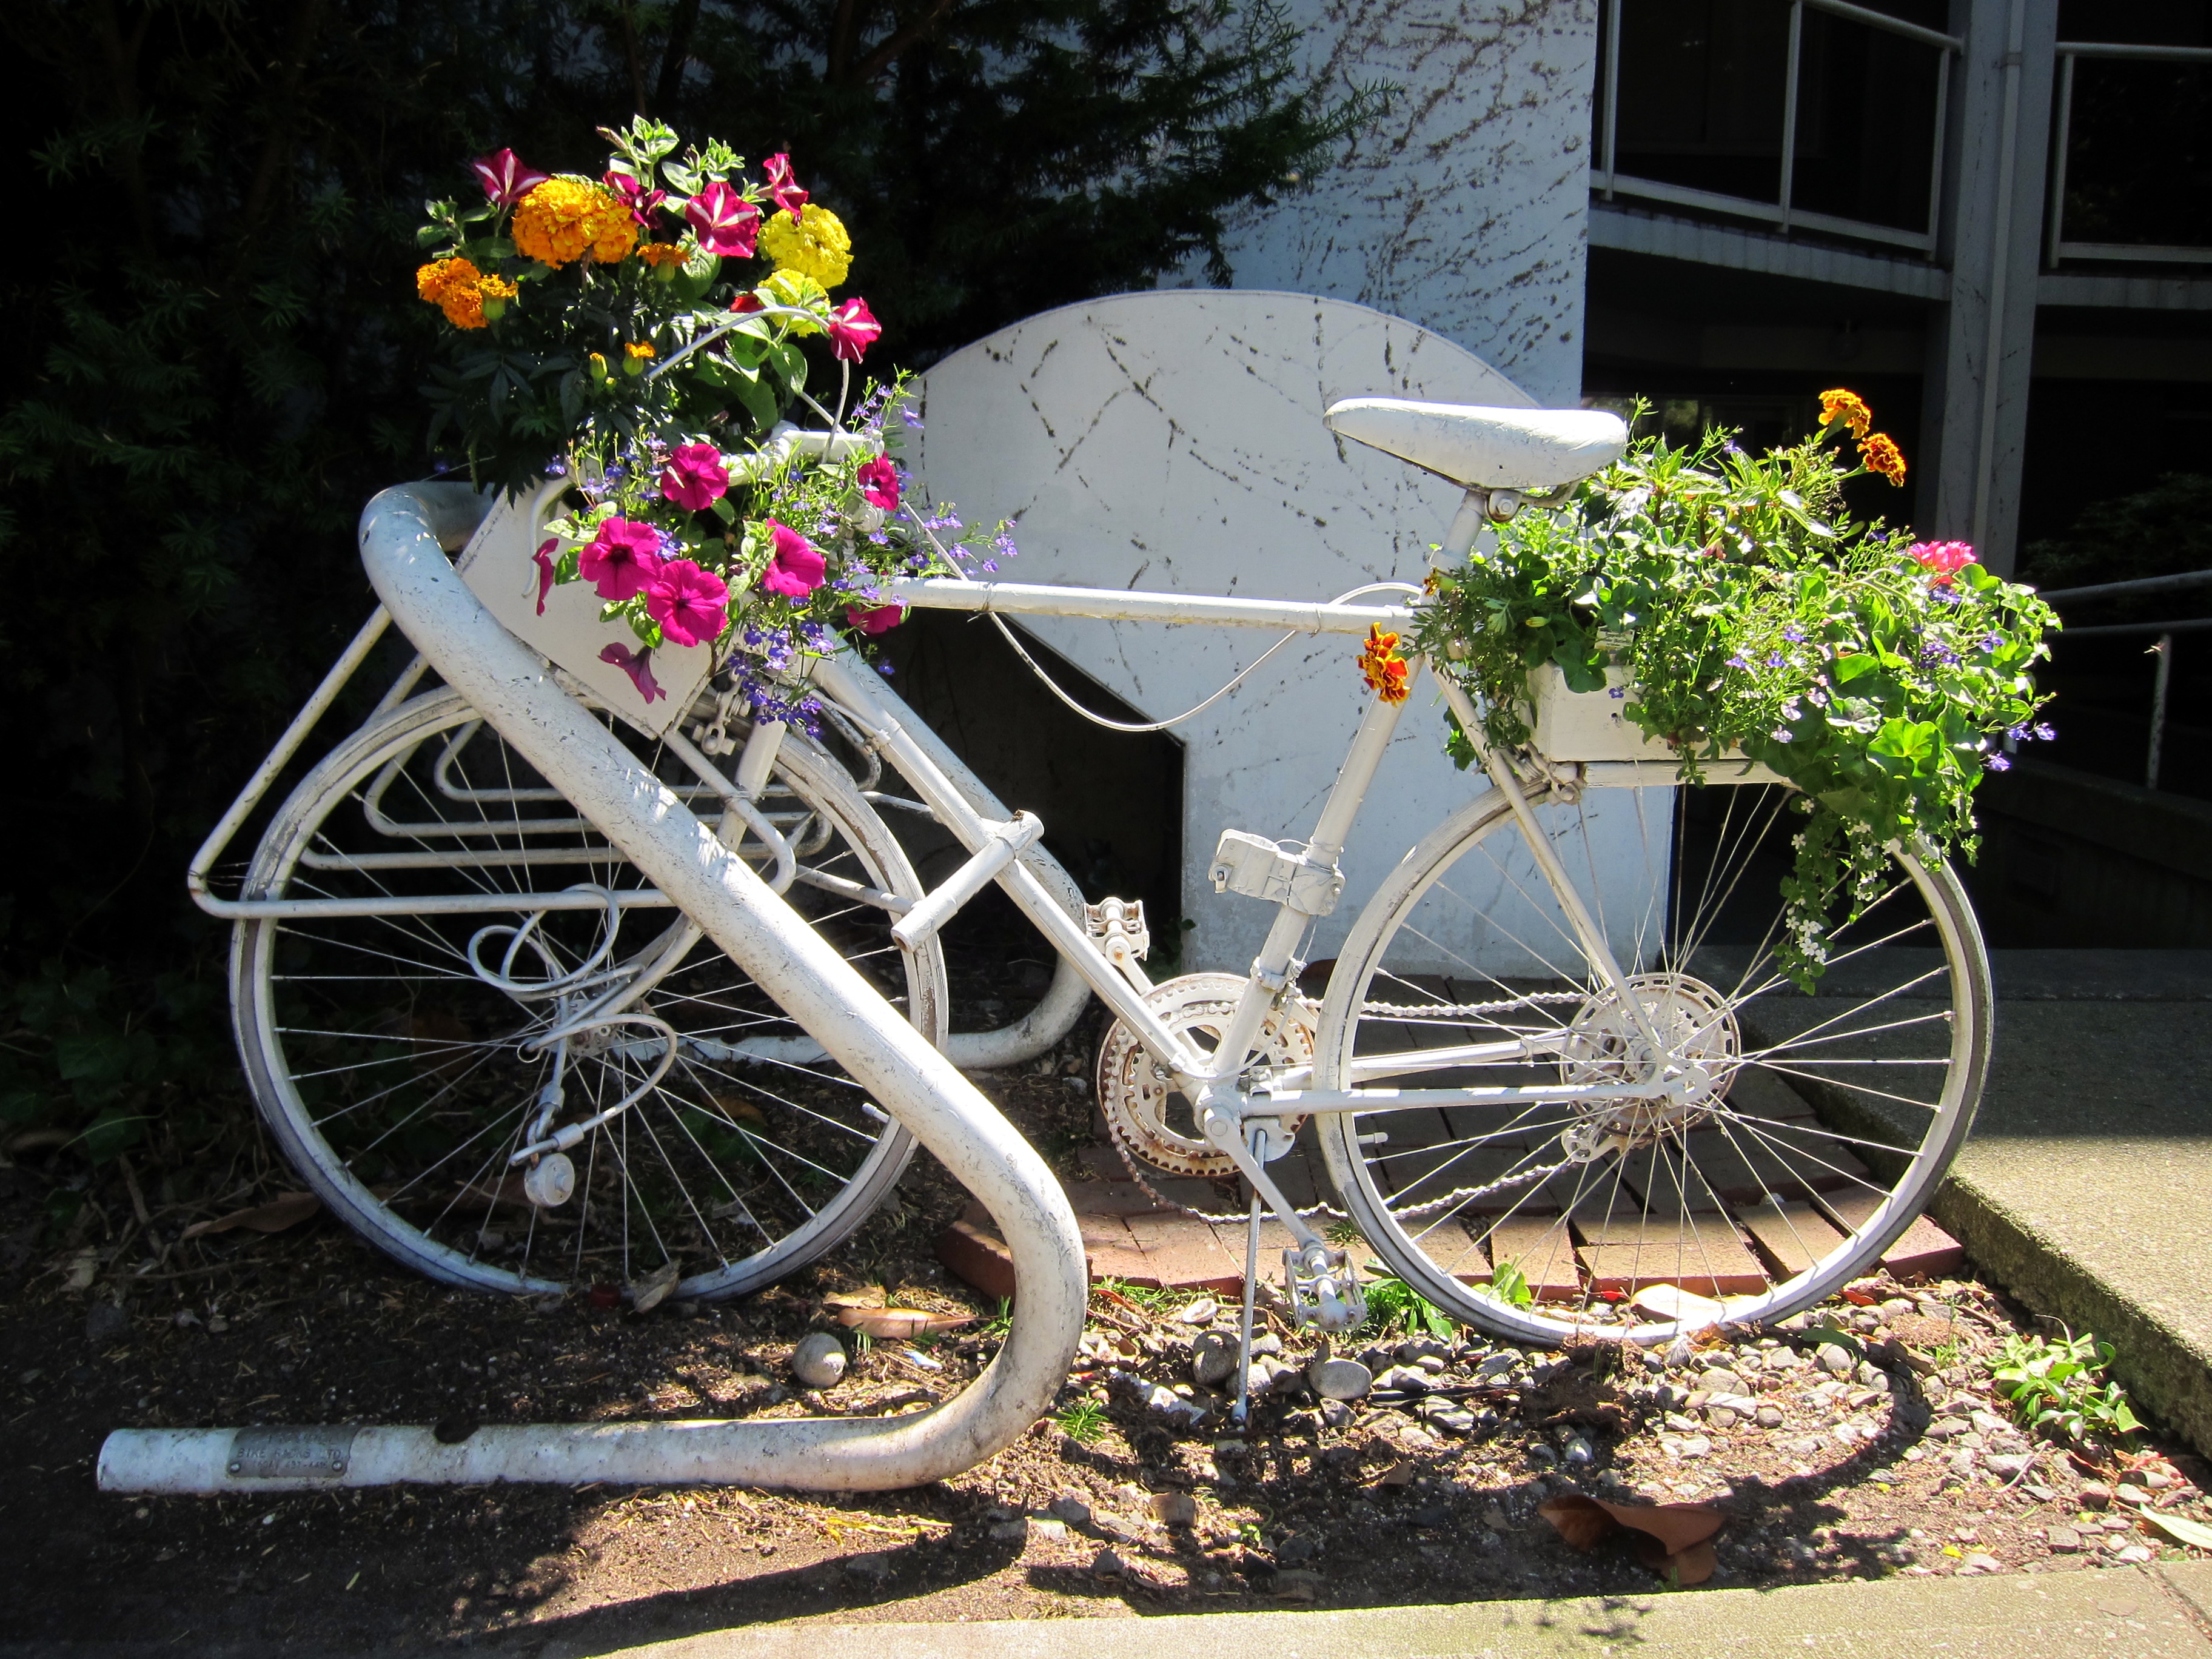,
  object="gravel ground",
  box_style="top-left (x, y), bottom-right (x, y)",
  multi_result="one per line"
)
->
top-left (3, 1024), bottom-right (2208, 1652)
